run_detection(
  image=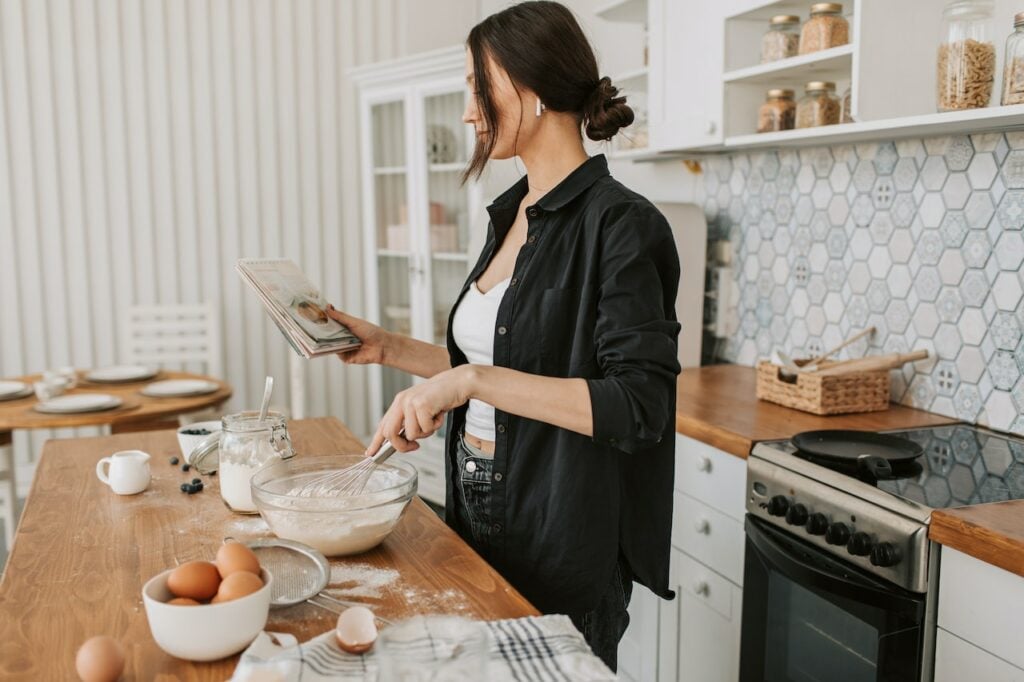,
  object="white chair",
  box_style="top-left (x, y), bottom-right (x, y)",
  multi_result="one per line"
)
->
top-left (120, 302), bottom-right (223, 427)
